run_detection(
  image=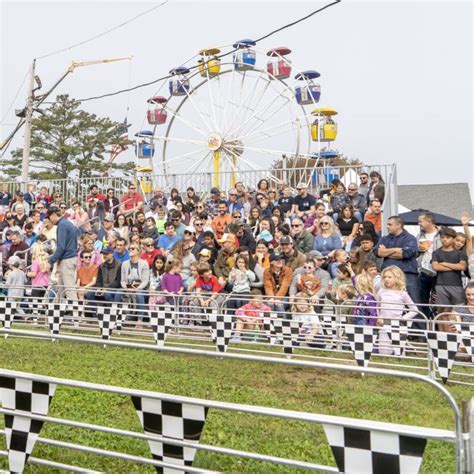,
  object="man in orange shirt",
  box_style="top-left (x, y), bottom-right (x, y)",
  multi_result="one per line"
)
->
top-left (211, 201), bottom-right (232, 240)
top-left (364, 199), bottom-right (382, 234)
